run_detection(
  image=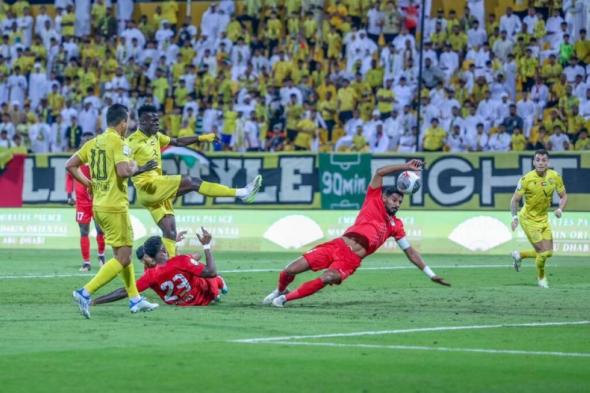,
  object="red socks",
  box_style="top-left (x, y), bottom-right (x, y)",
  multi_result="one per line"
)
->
top-left (285, 278), bottom-right (325, 302)
top-left (96, 233), bottom-right (105, 255)
top-left (80, 236), bottom-right (90, 262)
top-left (278, 271), bottom-right (295, 292)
